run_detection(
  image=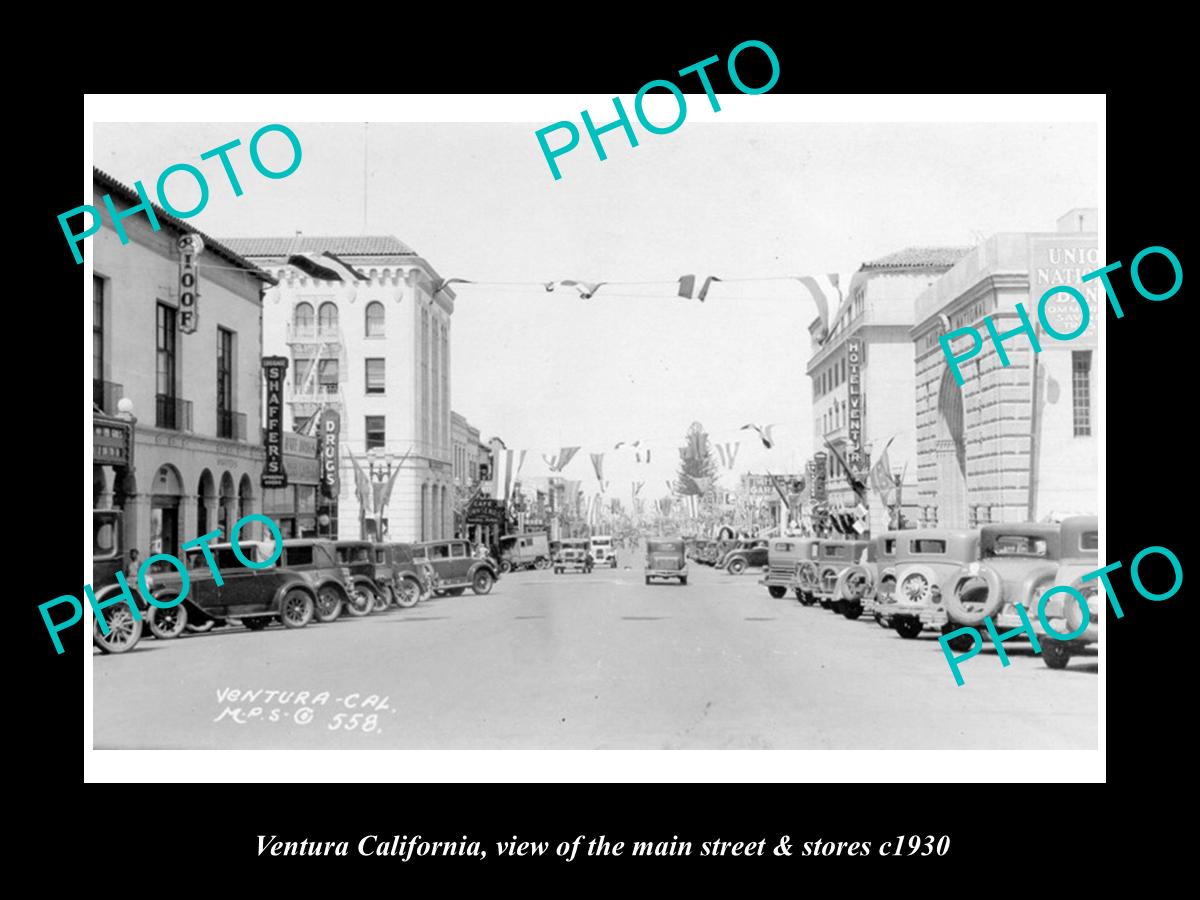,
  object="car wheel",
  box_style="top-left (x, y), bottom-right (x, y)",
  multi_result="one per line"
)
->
top-left (242, 617), bottom-right (270, 631)
top-left (395, 578), bottom-right (421, 608)
top-left (894, 617), bottom-right (923, 639)
top-left (533, 557), bottom-right (550, 570)
top-left (832, 599), bottom-right (846, 616)
top-left (186, 619), bottom-right (215, 634)
top-left (315, 587), bottom-right (344, 623)
top-left (147, 603), bottom-right (188, 639)
top-left (344, 584), bottom-right (375, 617)
top-left (280, 590), bottom-right (314, 629)
top-left (841, 601), bottom-right (863, 621)
top-left (611, 558), bottom-right (617, 569)
top-left (768, 586), bottom-right (787, 599)
top-left (874, 613), bottom-right (887, 628)
top-left (1043, 641), bottom-right (1071, 669)
top-left (727, 558), bottom-right (747, 575)
top-left (499, 559), bottom-right (512, 574)
top-left (93, 605), bottom-right (143, 654)
top-left (472, 570), bottom-right (495, 595)
top-left (941, 623), bottom-right (975, 652)
top-left (679, 576), bottom-right (687, 586)
top-left (645, 576), bottom-right (652, 585)
top-left (373, 587), bottom-right (391, 613)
